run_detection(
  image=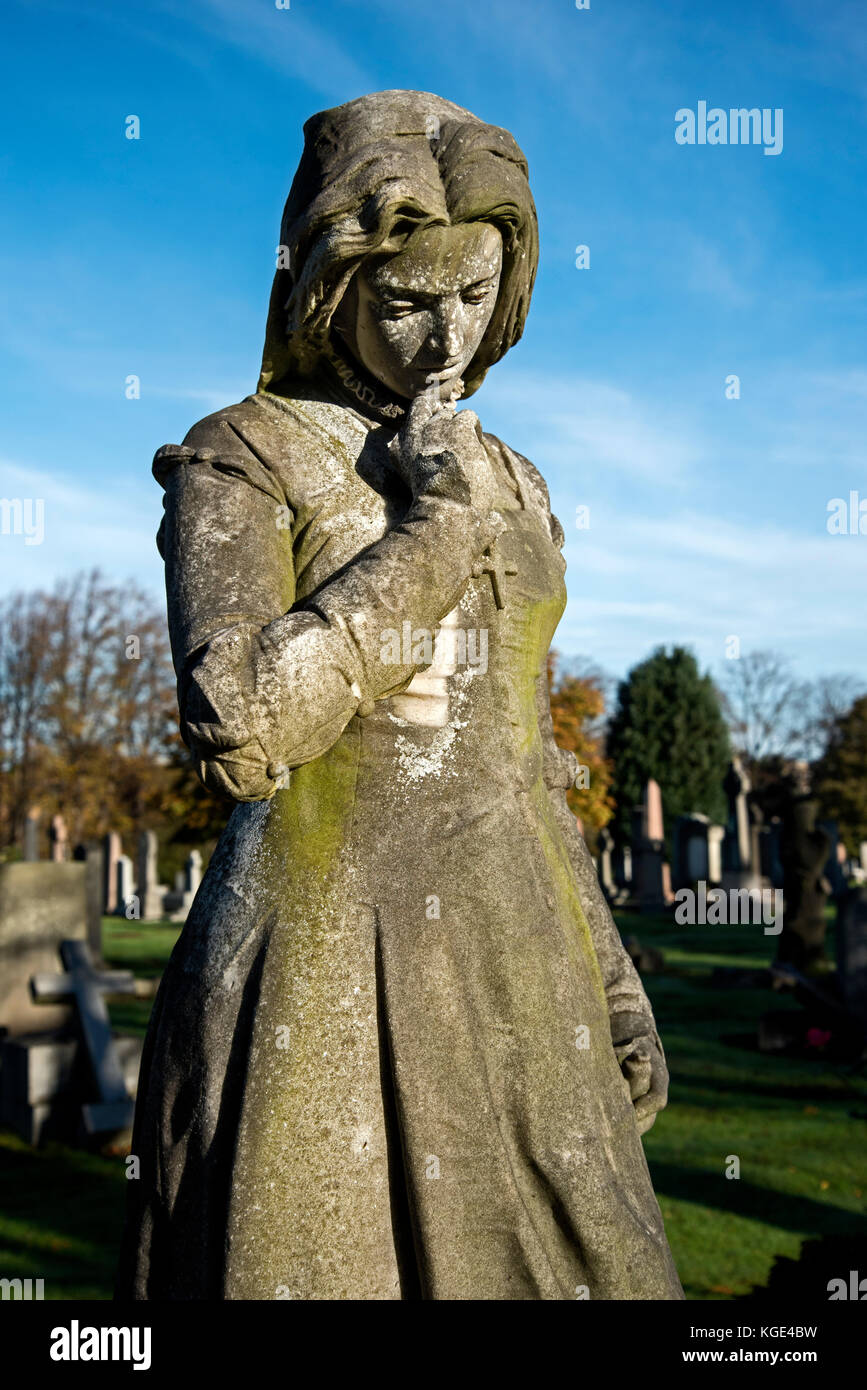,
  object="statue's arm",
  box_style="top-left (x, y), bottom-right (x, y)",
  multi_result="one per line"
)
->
top-left (156, 412), bottom-right (498, 803)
